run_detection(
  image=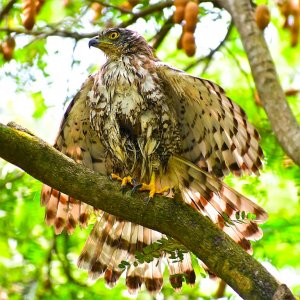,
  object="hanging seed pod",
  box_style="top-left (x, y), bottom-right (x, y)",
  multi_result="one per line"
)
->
top-left (128, 0), bottom-right (139, 7)
top-left (91, 2), bottom-right (103, 22)
top-left (22, 0), bottom-right (37, 30)
top-left (36, 0), bottom-right (45, 13)
top-left (290, 10), bottom-right (299, 46)
top-left (182, 31), bottom-right (196, 56)
top-left (63, 0), bottom-right (72, 7)
top-left (173, 0), bottom-right (189, 23)
top-left (177, 33), bottom-right (183, 49)
top-left (255, 4), bottom-right (271, 30)
top-left (184, 1), bottom-right (198, 33)
top-left (276, 0), bottom-right (292, 28)
top-left (184, 42), bottom-right (196, 57)
top-left (2, 36), bottom-right (16, 61)
top-left (285, 88), bottom-right (300, 96)
top-left (173, 6), bottom-right (185, 23)
top-left (120, 1), bottom-right (133, 10)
